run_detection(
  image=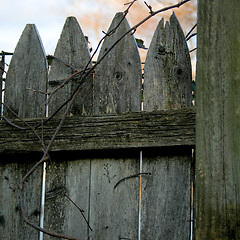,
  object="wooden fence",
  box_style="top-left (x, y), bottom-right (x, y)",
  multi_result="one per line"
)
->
top-left (0, 12), bottom-right (194, 240)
